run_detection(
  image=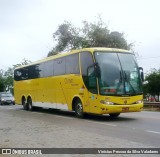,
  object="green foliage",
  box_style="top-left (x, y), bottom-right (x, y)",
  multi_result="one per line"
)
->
top-left (48, 17), bottom-right (133, 56)
top-left (0, 68), bottom-right (13, 92)
top-left (47, 48), bottom-right (59, 57)
top-left (3, 67), bottom-right (14, 92)
top-left (0, 70), bottom-right (5, 92)
top-left (143, 69), bottom-right (160, 101)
